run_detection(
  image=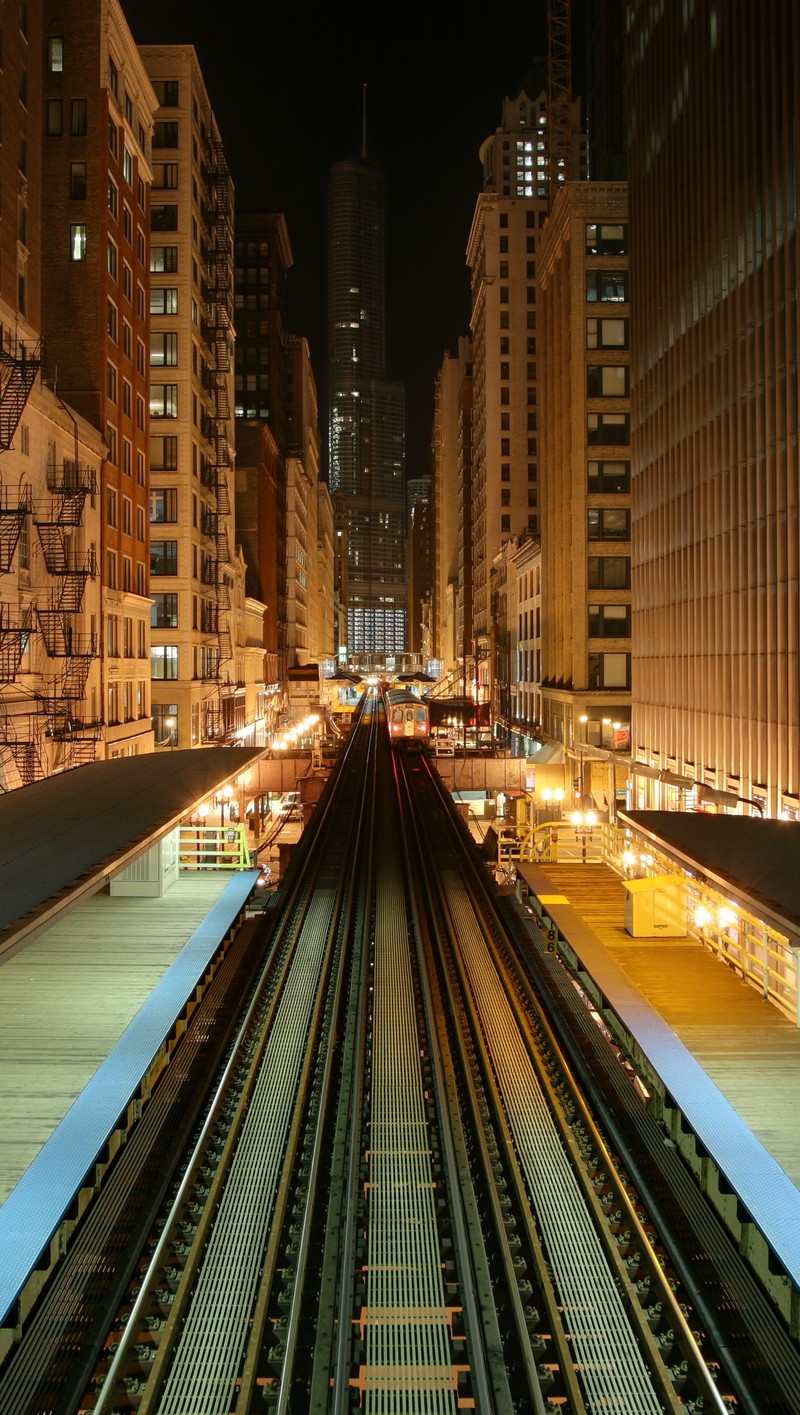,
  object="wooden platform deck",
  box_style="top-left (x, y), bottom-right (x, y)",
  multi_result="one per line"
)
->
top-left (0, 873), bottom-right (232, 1207)
top-left (527, 862), bottom-right (800, 1194)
